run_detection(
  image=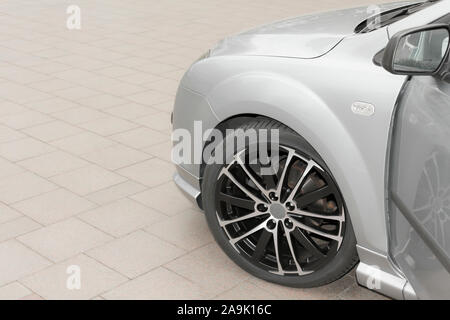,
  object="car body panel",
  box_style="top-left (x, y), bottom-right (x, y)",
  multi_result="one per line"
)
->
top-left (173, 85), bottom-right (219, 188)
top-left (180, 28), bottom-right (406, 255)
top-left (211, 2), bottom-right (416, 59)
